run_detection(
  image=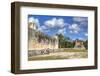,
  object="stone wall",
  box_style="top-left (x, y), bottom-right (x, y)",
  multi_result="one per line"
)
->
top-left (28, 22), bottom-right (58, 50)
top-left (28, 39), bottom-right (58, 50)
